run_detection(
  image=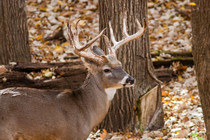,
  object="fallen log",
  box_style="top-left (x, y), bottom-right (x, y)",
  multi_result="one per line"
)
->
top-left (153, 57), bottom-right (194, 68)
top-left (154, 68), bottom-right (175, 82)
top-left (0, 61), bottom-right (87, 90)
top-left (151, 51), bottom-right (193, 58)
